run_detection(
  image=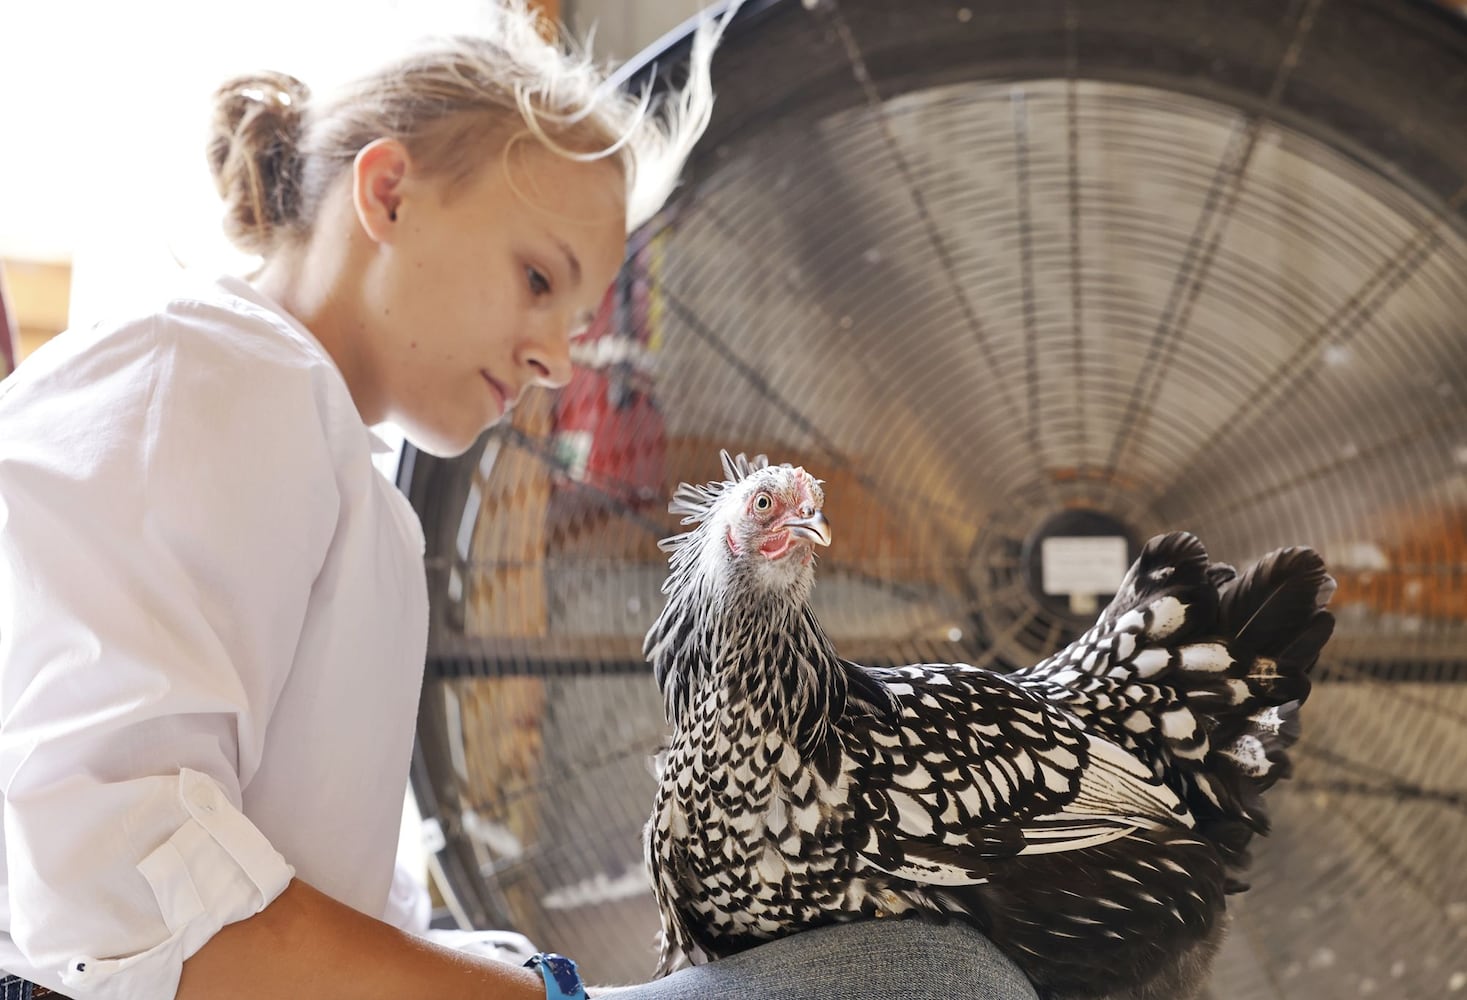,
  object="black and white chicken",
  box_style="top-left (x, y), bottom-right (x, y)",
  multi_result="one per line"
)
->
top-left (643, 452), bottom-right (1335, 999)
